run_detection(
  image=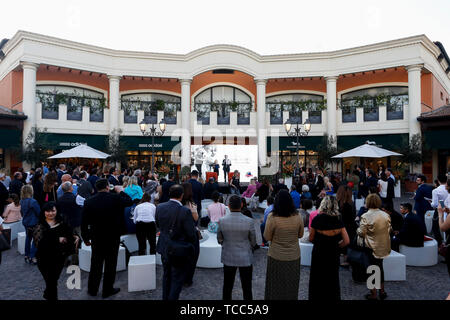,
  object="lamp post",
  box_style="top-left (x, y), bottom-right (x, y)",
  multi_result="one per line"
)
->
top-left (139, 118), bottom-right (166, 174)
top-left (284, 118), bottom-right (311, 177)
